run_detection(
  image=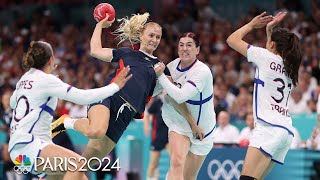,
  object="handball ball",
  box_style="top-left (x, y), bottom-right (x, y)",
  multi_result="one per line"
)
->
top-left (239, 138), bottom-right (250, 147)
top-left (93, 3), bottom-right (116, 22)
